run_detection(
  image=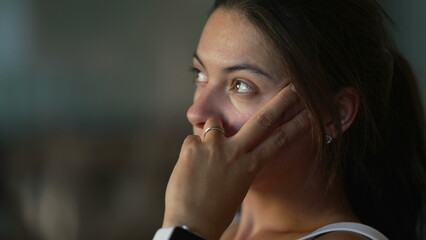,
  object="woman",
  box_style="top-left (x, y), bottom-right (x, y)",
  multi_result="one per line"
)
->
top-left (154, 0), bottom-right (426, 239)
